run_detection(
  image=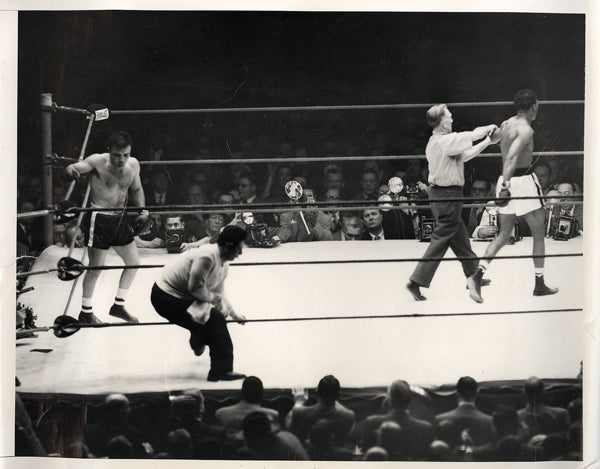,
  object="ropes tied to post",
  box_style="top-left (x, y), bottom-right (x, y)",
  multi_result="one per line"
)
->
top-left (16, 252), bottom-right (583, 281)
top-left (18, 307), bottom-right (583, 340)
